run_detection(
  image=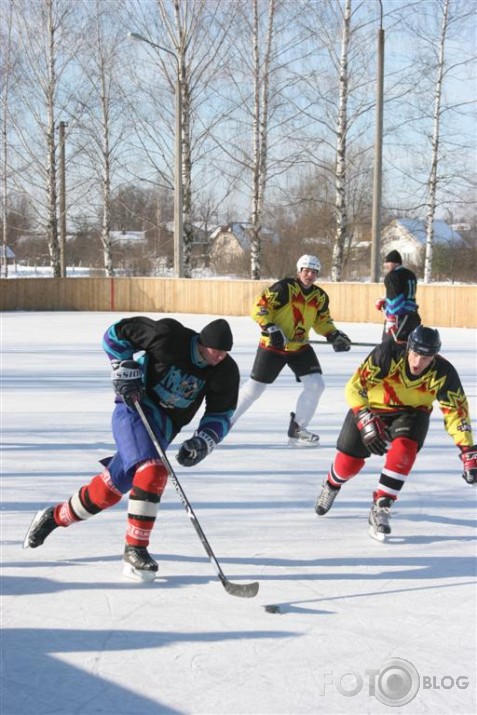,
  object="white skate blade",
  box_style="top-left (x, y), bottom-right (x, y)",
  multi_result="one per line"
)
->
top-left (368, 525), bottom-right (387, 542)
top-left (23, 508), bottom-right (47, 549)
top-left (122, 562), bottom-right (157, 583)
